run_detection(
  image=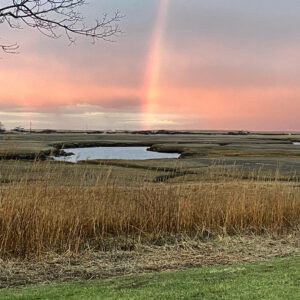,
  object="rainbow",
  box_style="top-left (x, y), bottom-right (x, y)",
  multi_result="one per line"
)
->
top-left (142, 0), bottom-right (169, 129)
